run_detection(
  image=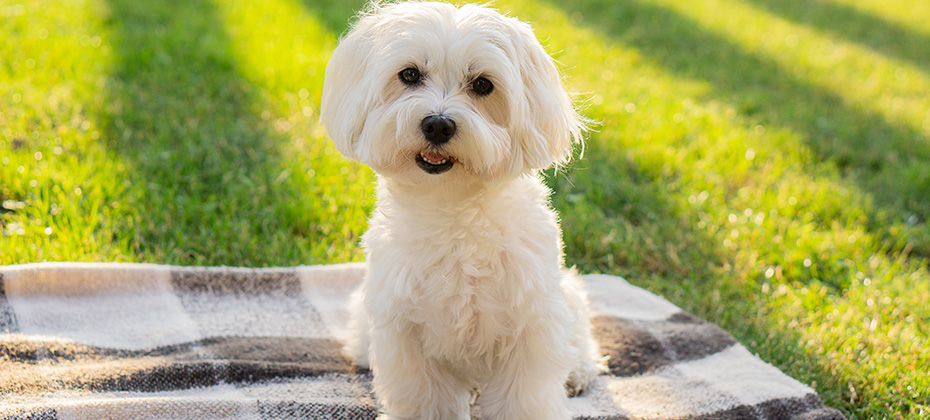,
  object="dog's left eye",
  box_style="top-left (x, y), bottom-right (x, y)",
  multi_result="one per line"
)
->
top-left (471, 77), bottom-right (493, 96)
top-left (399, 68), bottom-right (422, 85)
